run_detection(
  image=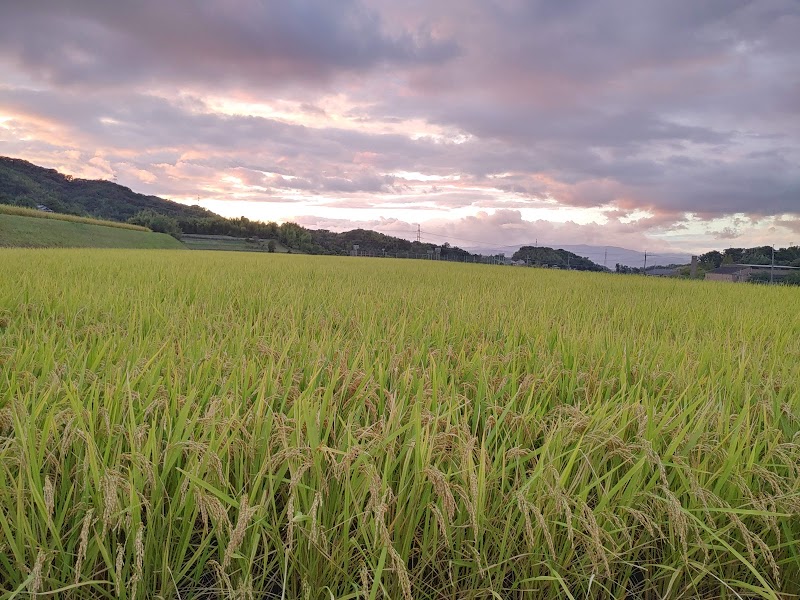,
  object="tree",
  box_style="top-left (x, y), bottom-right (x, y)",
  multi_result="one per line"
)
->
top-left (127, 209), bottom-right (182, 239)
top-left (699, 251), bottom-right (723, 269)
top-left (267, 240), bottom-right (276, 253)
top-left (741, 250), bottom-right (770, 265)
